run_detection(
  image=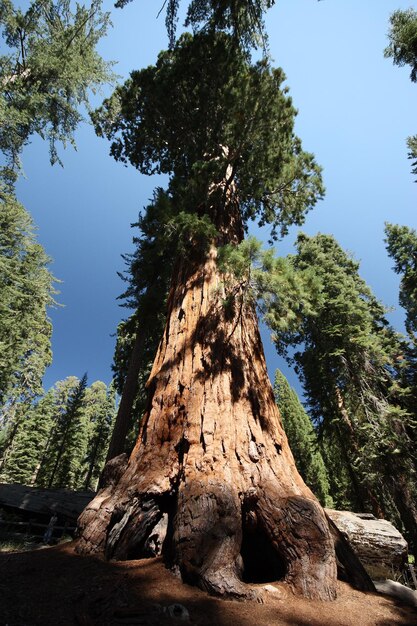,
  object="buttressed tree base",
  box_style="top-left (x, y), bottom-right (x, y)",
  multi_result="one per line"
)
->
top-left (77, 245), bottom-right (338, 600)
top-left (77, 21), bottom-right (373, 602)
top-left (77, 199), bottom-right (370, 601)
